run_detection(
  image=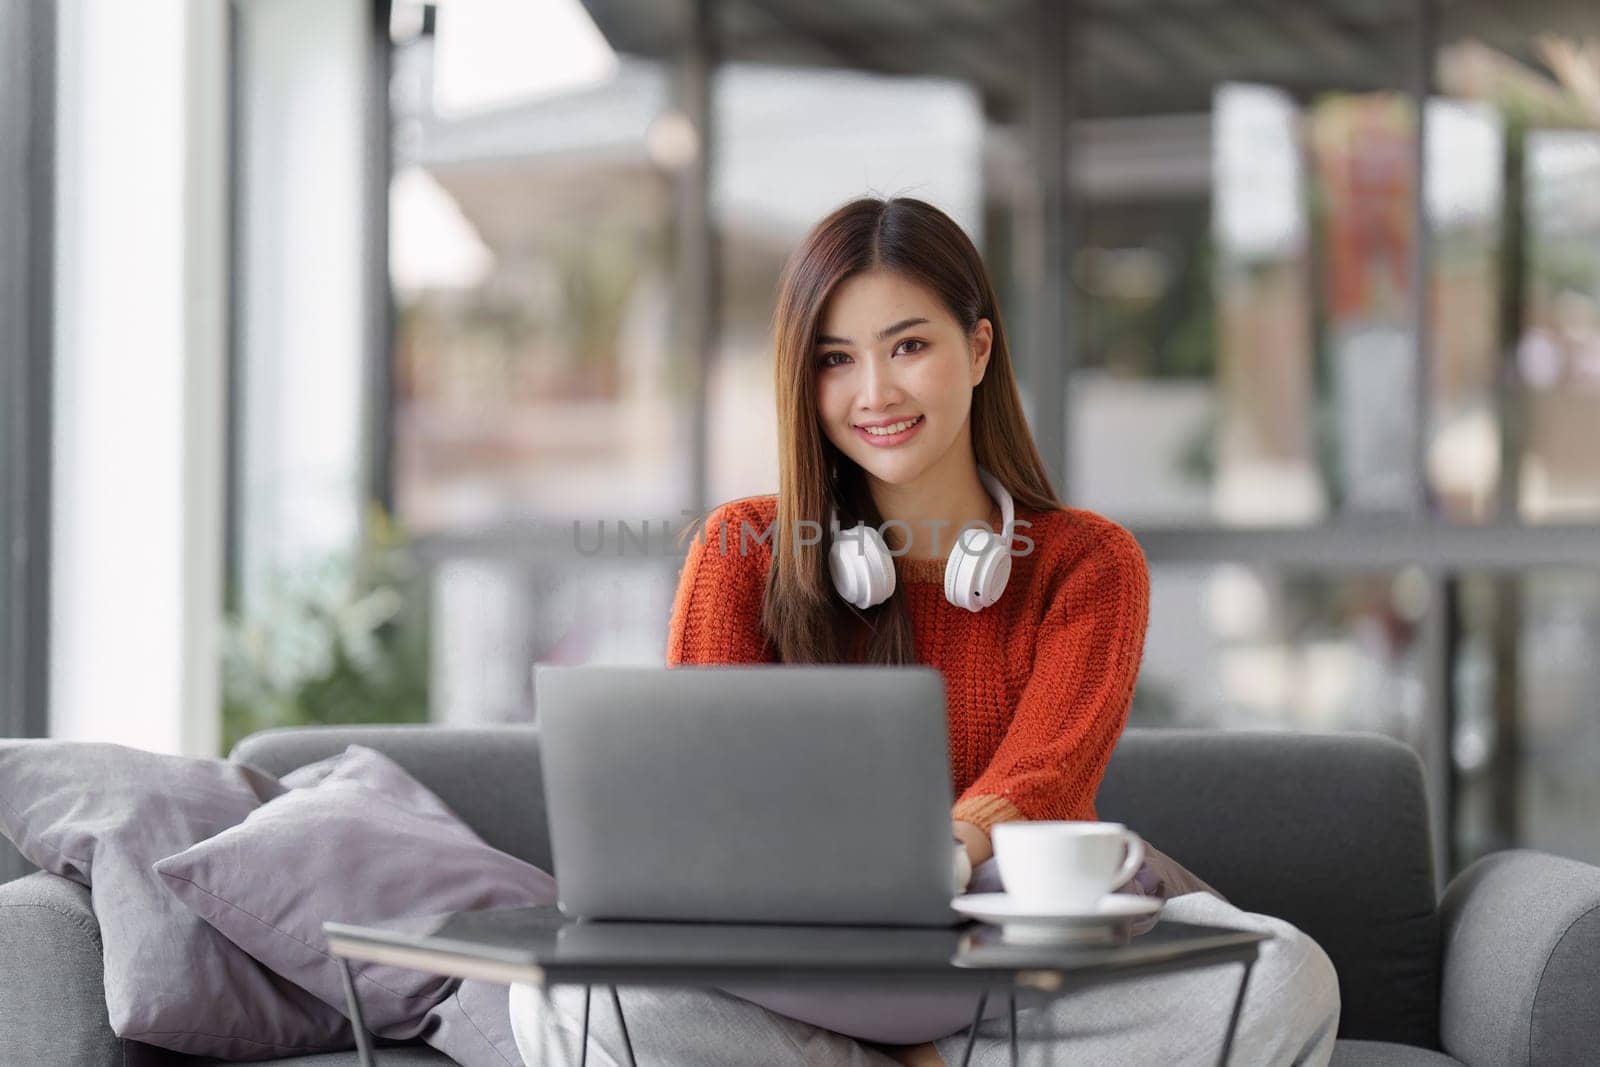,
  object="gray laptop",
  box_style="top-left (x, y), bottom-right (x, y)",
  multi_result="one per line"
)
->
top-left (533, 663), bottom-right (966, 927)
